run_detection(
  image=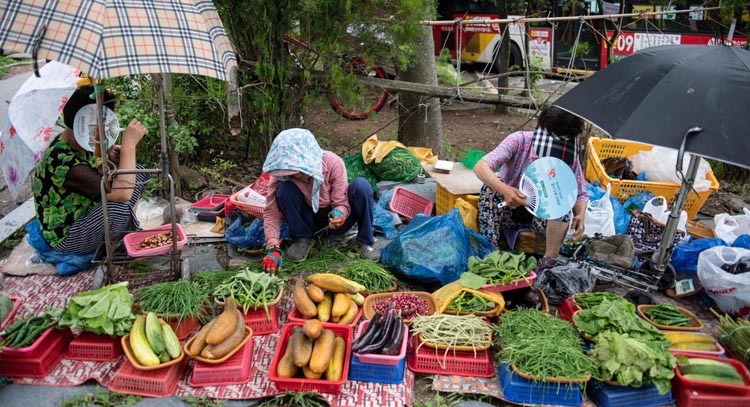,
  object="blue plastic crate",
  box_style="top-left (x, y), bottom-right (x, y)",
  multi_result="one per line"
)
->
top-left (498, 363), bottom-right (584, 407)
top-left (348, 353), bottom-right (406, 384)
top-left (588, 380), bottom-right (675, 407)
